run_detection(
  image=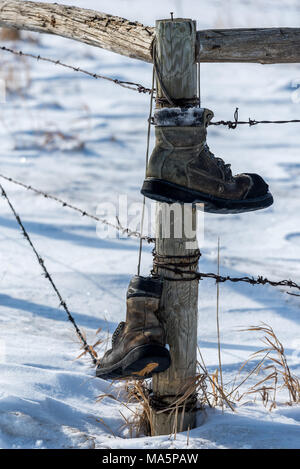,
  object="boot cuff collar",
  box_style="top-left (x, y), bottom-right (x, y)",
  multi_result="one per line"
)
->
top-left (127, 275), bottom-right (163, 299)
top-left (154, 107), bottom-right (211, 127)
